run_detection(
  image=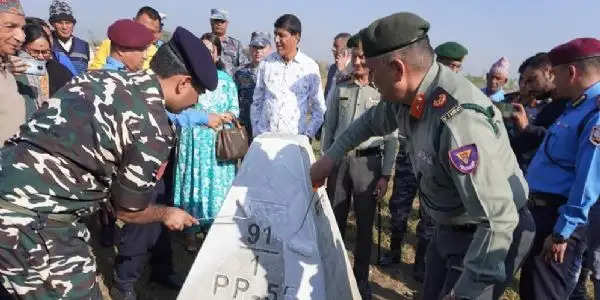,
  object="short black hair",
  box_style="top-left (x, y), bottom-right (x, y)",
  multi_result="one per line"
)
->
top-left (519, 52), bottom-right (551, 74)
top-left (136, 6), bottom-right (161, 22)
top-left (334, 32), bottom-right (351, 41)
top-left (150, 43), bottom-right (190, 79)
top-left (200, 33), bottom-right (226, 71)
top-left (25, 17), bottom-right (50, 29)
top-left (23, 24), bottom-right (51, 47)
top-left (274, 14), bottom-right (301, 36)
